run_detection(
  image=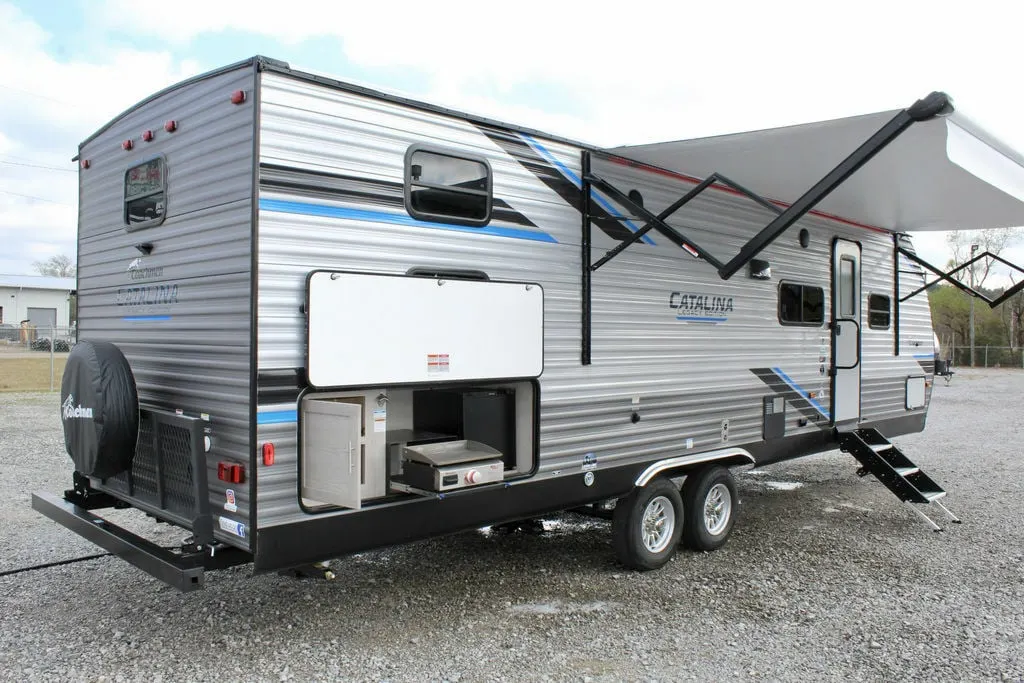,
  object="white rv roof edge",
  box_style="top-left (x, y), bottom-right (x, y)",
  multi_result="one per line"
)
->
top-left (78, 56), bottom-right (272, 152)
